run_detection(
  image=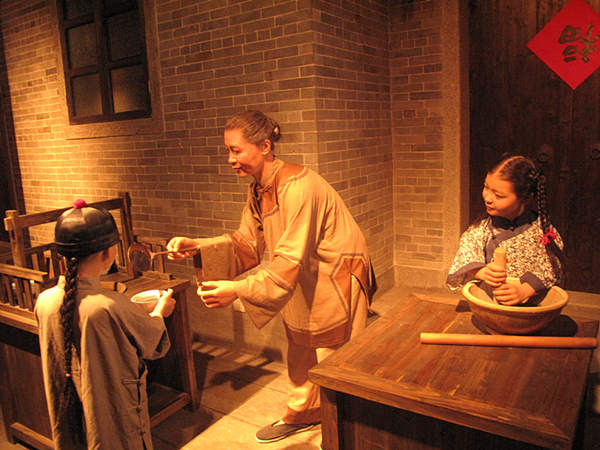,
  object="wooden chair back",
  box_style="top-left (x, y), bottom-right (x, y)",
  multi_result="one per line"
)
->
top-left (0, 263), bottom-right (49, 333)
top-left (3, 192), bottom-right (135, 279)
top-left (134, 235), bottom-right (169, 274)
